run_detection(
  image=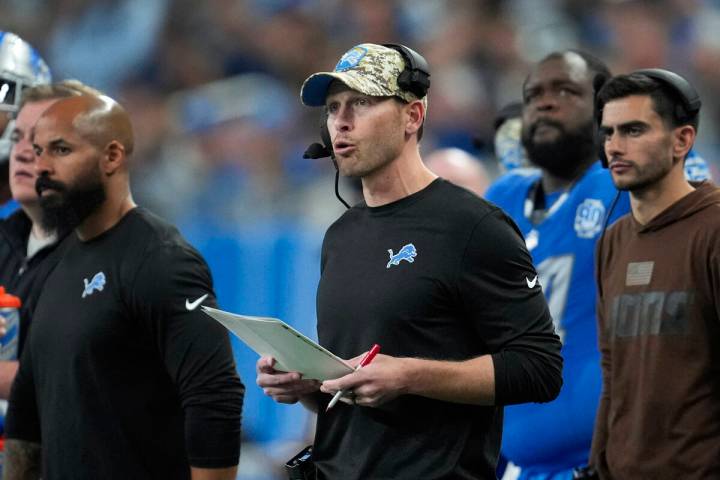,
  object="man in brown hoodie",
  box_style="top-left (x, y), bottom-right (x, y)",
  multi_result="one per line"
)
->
top-left (591, 69), bottom-right (720, 479)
